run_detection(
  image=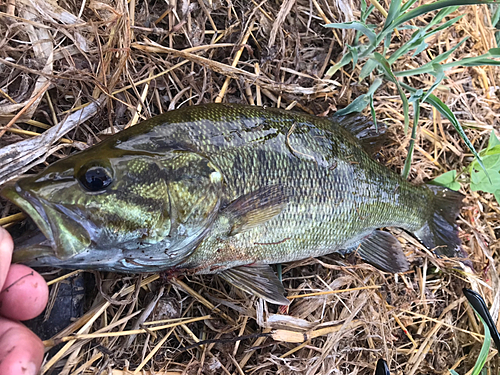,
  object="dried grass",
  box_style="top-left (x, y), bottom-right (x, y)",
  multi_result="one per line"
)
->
top-left (0, 0), bottom-right (499, 374)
